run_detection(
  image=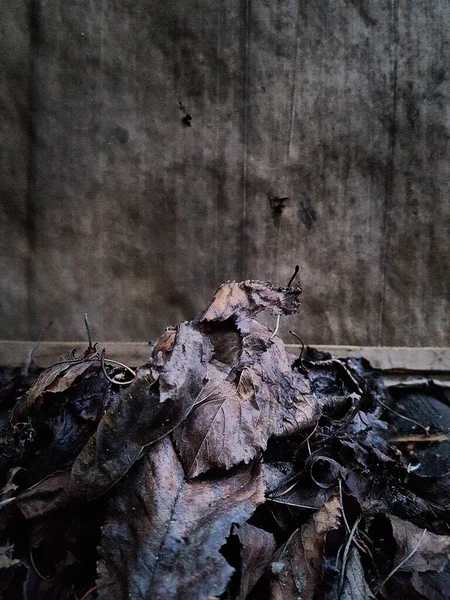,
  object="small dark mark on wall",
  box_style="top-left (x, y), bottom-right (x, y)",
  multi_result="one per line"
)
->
top-left (114, 126), bottom-right (129, 144)
top-left (178, 100), bottom-right (192, 127)
top-left (298, 197), bottom-right (317, 230)
top-left (269, 195), bottom-right (289, 215)
top-left (182, 113), bottom-right (192, 127)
